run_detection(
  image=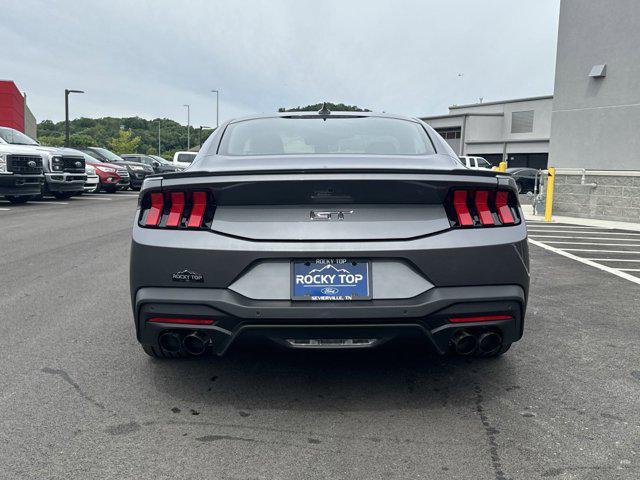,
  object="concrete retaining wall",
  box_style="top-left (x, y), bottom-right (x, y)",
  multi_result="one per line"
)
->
top-left (554, 173), bottom-right (640, 223)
